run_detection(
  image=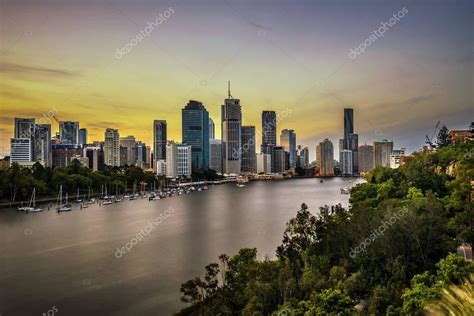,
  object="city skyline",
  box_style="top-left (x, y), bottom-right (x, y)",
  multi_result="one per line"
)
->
top-left (1, 0), bottom-right (472, 160)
